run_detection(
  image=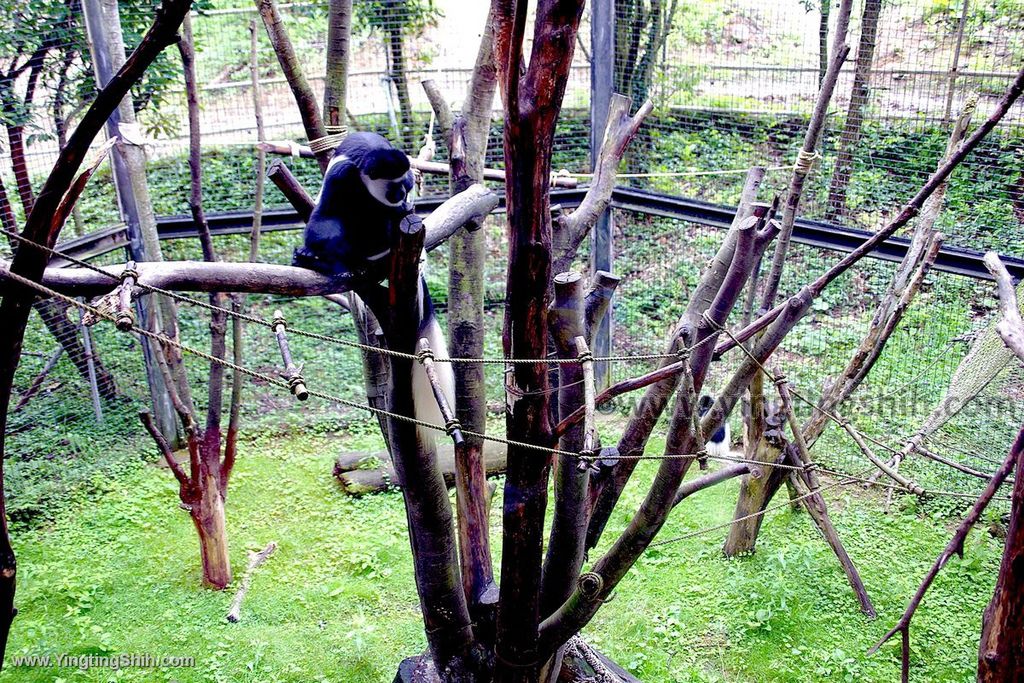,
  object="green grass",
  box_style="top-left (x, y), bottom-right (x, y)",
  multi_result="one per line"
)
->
top-left (2, 424), bottom-right (1006, 682)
